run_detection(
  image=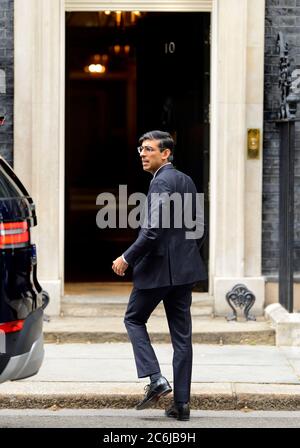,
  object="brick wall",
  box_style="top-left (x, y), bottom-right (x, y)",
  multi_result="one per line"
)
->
top-left (0, 0), bottom-right (13, 166)
top-left (263, 0), bottom-right (300, 275)
top-left (0, 0), bottom-right (299, 275)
